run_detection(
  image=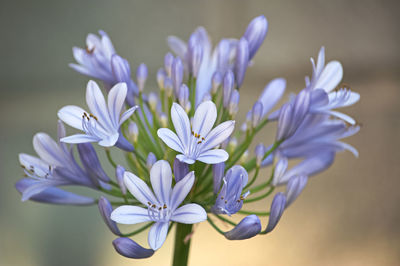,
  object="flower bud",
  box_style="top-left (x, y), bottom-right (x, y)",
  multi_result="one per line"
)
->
top-left (173, 158), bottom-right (189, 183)
top-left (235, 37), bottom-right (249, 88)
top-left (239, 150), bottom-right (249, 164)
top-left (112, 237), bottom-right (154, 259)
top-left (211, 71), bottom-right (222, 95)
top-left (160, 113), bottom-right (168, 128)
top-left (255, 143), bottom-right (265, 167)
top-left (223, 70), bottom-right (234, 108)
top-left (243, 15), bottom-right (268, 60)
top-left (77, 143), bottom-right (109, 184)
top-left (251, 101), bottom-right (263, 128)
top-left (115, 165), bottom-right (126, 195)
top-left (98, 196), bottom-right (121, 235)
top-left (164, 52), bottom-right (174, 77)
top-left (272, 157), bottom-right (288, 186)
top-left (128, 122), bottom-right (139, 143)
top-left (148, 92), bottom-right (158, 111)
top-left (224, 215), bottom-right (261, 240)
top-left (213, 162), bottom-right (225, 194)
top-left (164, 77), bottom-right (174, 97)
top-left (136, 63), bottom-right (148, 92)
top-left (172, 57), bottom-right (183, 96)
top-left (157, 68), bottom-right (167, 90)
top-left (228, 89), bottom-right (240, 116)
top-left (265, 192), bottom-right (286, 233)
top-left (190, 44), bottom-right (203, 78)
top-left (179, 84), bottom-right (189, 108)
top-left (228, 137), bottom-right (238, 151)
top-left (146, 152), bottom-right (157, 171)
